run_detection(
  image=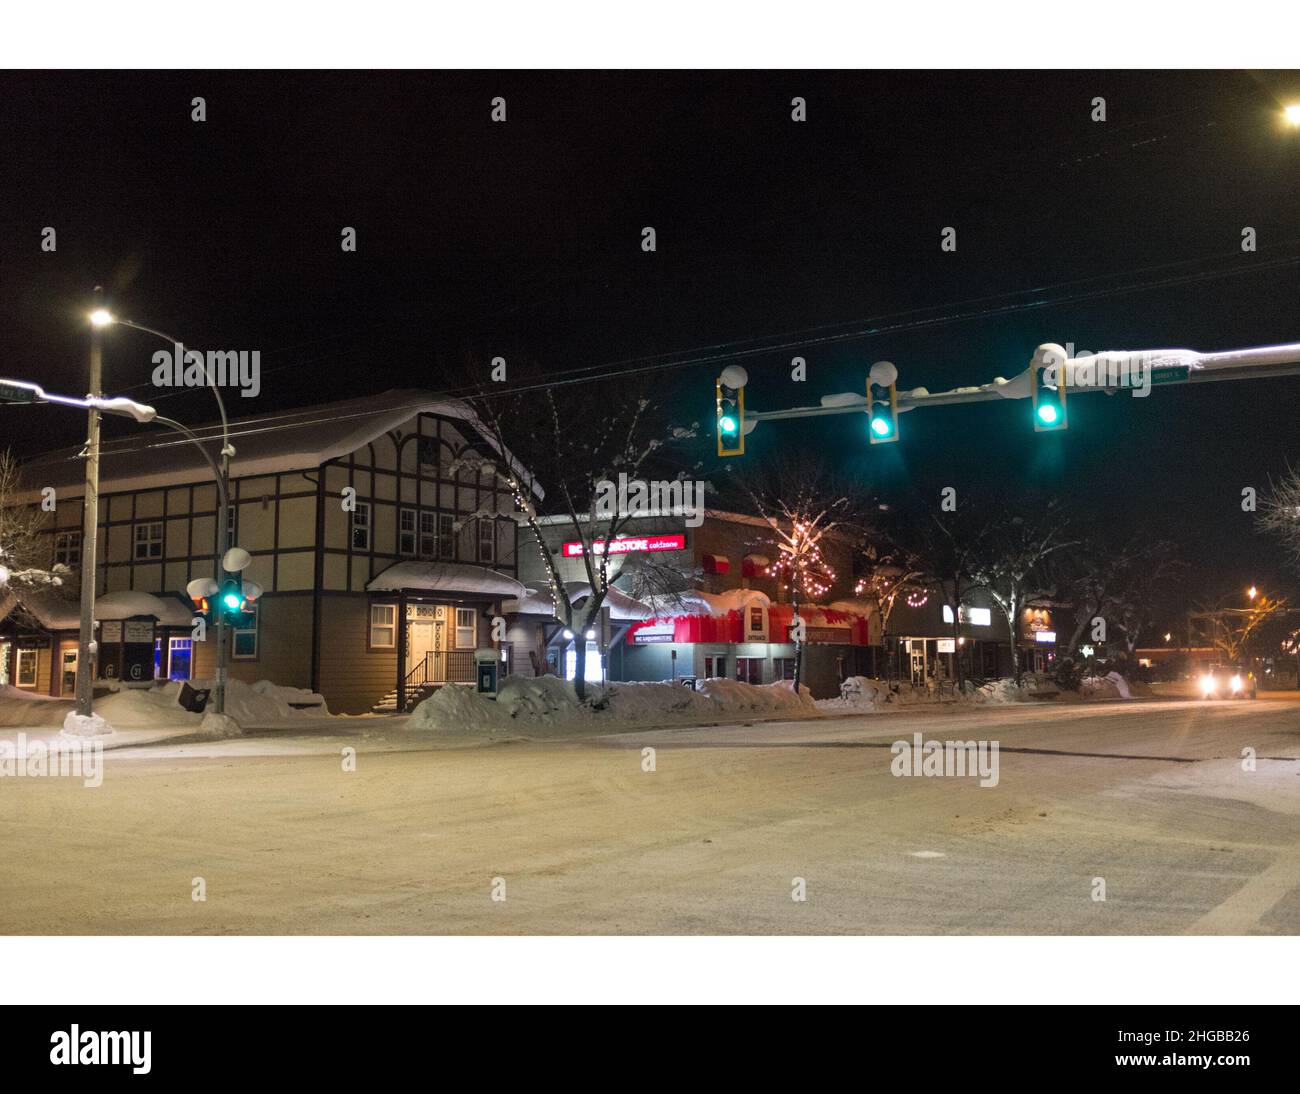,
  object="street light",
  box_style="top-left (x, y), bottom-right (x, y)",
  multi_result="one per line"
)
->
top-left (86, 304), bottom-right (236, 716)
top-left (1285, 104), bottom-right (1300, 127)
top-left (1248, 585), bottom-right (1258, 601)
